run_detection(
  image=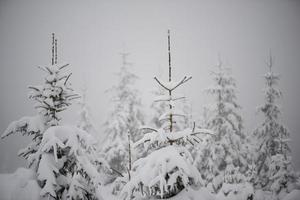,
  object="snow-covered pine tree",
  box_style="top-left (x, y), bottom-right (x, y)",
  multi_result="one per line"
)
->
top-left (120, 30), bottom-right (212, 200)
top-left (253, 53), bottom-right (297, 195)
top-left (77, 86), bottom-right (97, 135)
top-left (194, 59), bottom-right (247, 194)
top-left (1, 33), bottom-right (79, 169)
top-left (101, 52), bottom-right (145, 176)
